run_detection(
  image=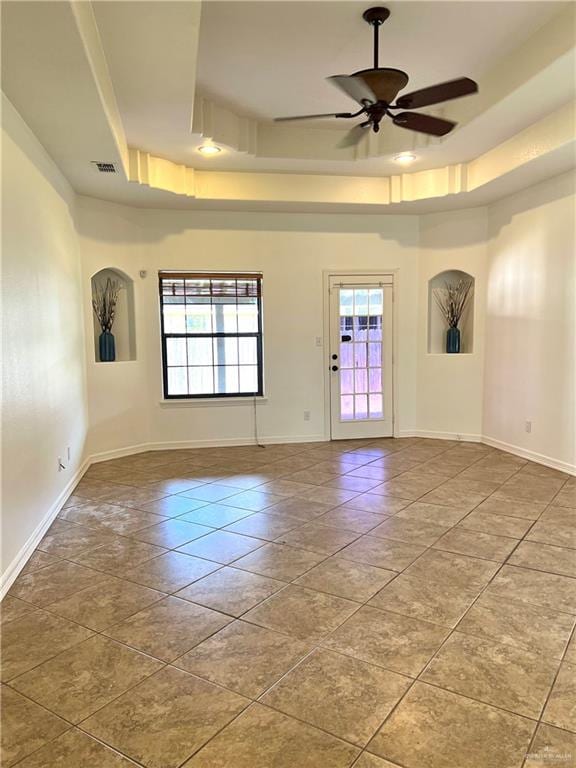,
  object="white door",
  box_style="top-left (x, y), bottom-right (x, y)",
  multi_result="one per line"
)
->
top-left (328, 275), bottom-right (394, 439)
